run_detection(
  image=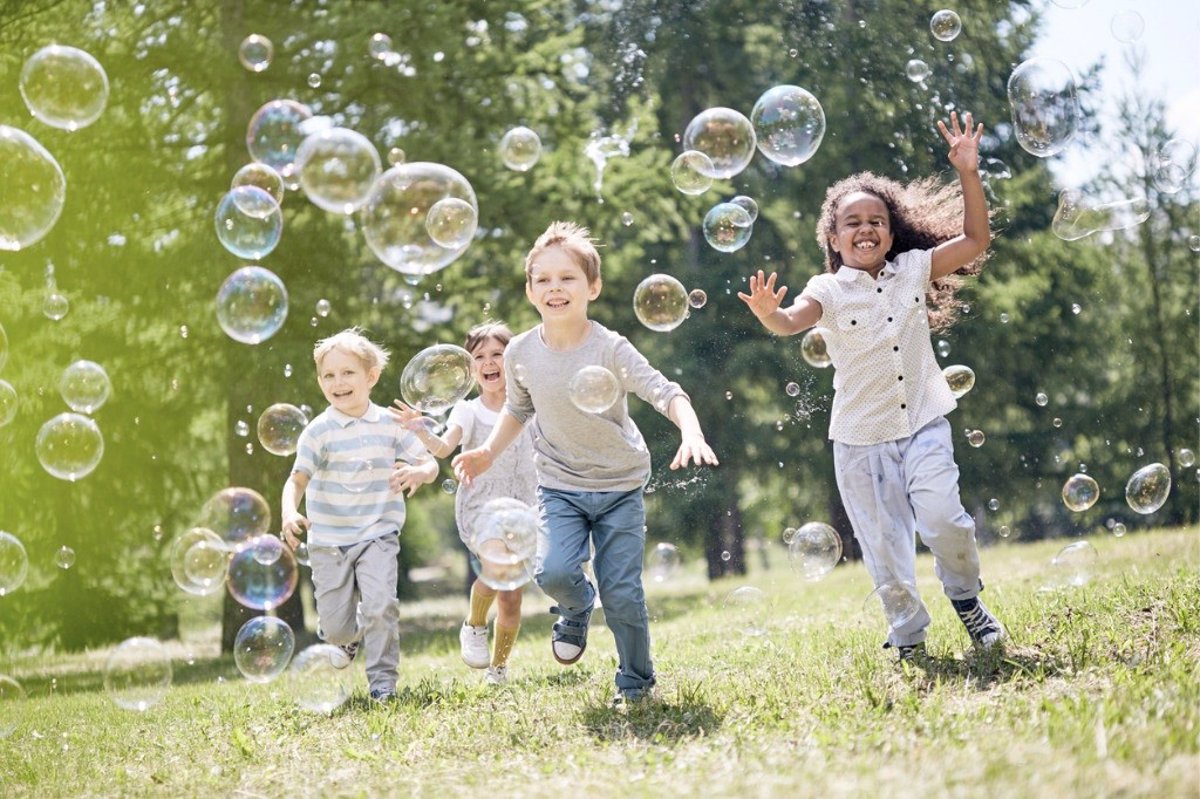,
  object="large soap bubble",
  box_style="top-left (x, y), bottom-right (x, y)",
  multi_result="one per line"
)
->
top-left (703, 202), bottom-right (754, 253)
top-left (424, 197), bottom-right (478, 249)
top-left (633, 273), bottom-right (689, 333)
top-left (722, 586), bottom-right (767, 637)
top-left (1007, 58), bottom-right (1080, 158)
top-left (942, 364), bottom-right (975, 398)
top-left (682, 107), bottom-right (756, 179)
top-left (231, 162), bottom-right (285, 206)
top-left (568, 365), bottom-right (621, 414)
top-left (58, 359), bottom-right (111, 414)
top-left (750, 85), bottom-right (826, 167)
top-left (1051, 540), bottom-right (1097, 587)
top-left (0, 126), bottom-right (67, 251)
top-left (227, 535), bottom-right (299, 610)
top-left (0, 531), bottom-right (29, 597)
top-left (929, 9), bottom-right (962, 41)
top-left (1125, 463), bottom-right (1171, 514)
top-left (864, 580), bottom-right (922, 628)
top-left (214, 186), bottom-right (283, 260)
top-left (648, 542), bottom-right (682, 583)
top-left (246, 99), bottom-right (313, 178)
top-left (362, 162), bottom-right (479, 277)
top-left (399, 344), bottom-right (474, 415)
top-left (216, 266), bottom-right (288, 345)
top-left (1062, 473), bottom-right (1100, 512)
top-left (36, 412), bottom-right (104, 481)
top-left (238, 34), bottom-right (274, 73)
top-left (498, 126), bottom-right (542, 171)
top-left (670, 150), bottom-right (714, 195)
top-left (472, 498), bottom-right (541, 591)
top-left (801, 328), bottom-right (832, 368)
top-left (234, 616), bottom-right (295, 683)
top-left (295, 127), bottom-right (381, 214)
top-left (169, 526), bottom-right (228, 596)
top-left (103, 637), bottom-right (172, 712)
top-left (787, 521), bottom-right (842, 580)
top-left (0, 380), bottom-right (17, 428)
top-left (198, 487), bottom-right (271, 544)
top-left (1051, 190), bottom-right (1150, 240)
top-left (257, 403), bottom-right (308, 456)
top-left (20, 45), bottom-right (109, 131)
top-left (285, 644), bottom-right (353, 714)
